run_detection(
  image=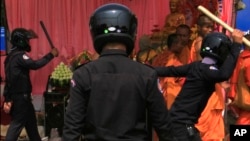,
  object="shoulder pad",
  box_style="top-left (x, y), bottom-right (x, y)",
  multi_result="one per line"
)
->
top-left (6, 51), bottom-right (25, 61)
top-left (9, 51), bottom-right (25, 56)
